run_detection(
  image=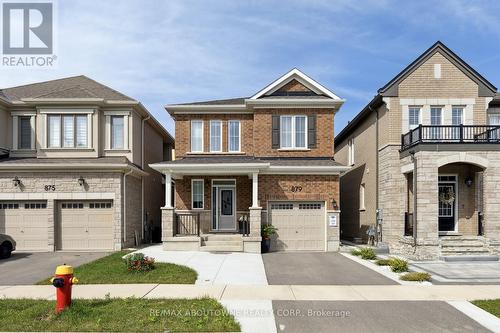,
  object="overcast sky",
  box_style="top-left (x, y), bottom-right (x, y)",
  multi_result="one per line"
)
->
top-left (2, 0), bottom-right (500, 135)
